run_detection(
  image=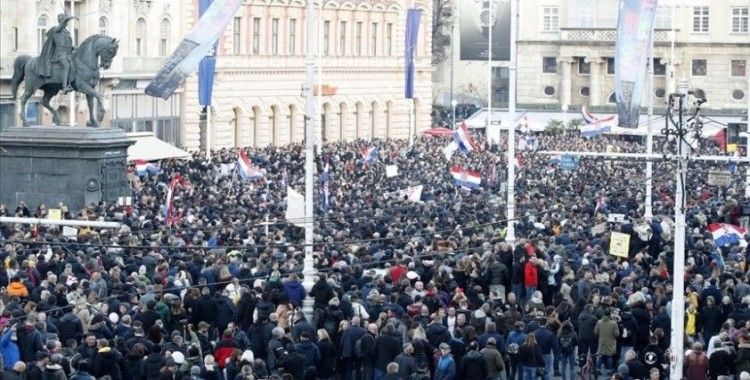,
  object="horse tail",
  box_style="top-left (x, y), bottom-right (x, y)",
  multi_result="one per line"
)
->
top-left (11, 55), bottom-right (31, 100)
